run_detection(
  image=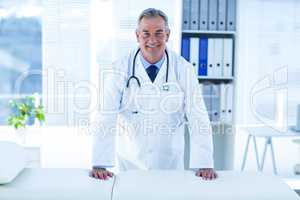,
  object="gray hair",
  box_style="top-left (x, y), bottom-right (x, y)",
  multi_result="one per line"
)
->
top-left (137, 8), bottom-right (169, 30)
